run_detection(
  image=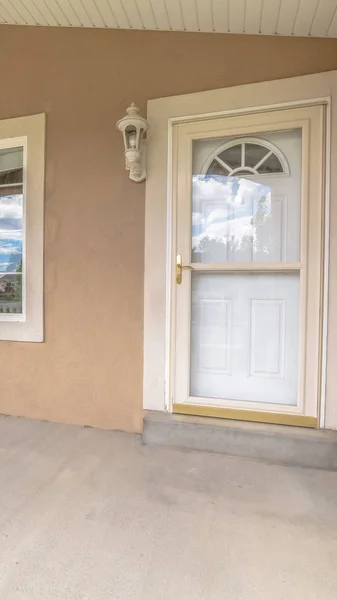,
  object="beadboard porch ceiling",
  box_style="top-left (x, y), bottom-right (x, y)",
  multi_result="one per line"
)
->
top-left (0, 0), bottom-right (336, 37)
